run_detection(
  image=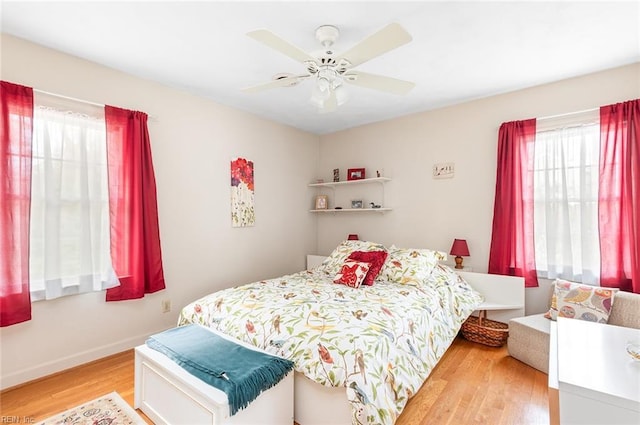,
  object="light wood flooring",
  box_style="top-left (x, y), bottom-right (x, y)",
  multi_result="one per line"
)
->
top-left (0, 336), bottom-right (549, 425)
